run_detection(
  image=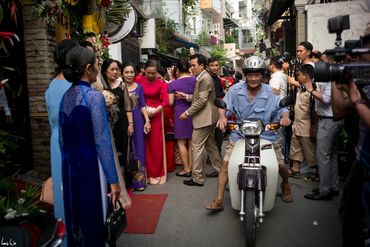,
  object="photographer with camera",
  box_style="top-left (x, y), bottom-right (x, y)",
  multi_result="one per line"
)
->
top-left (287, 41), bottom-right (314, 88)
top-left (330, 32), bottom-right (370, 247)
